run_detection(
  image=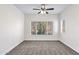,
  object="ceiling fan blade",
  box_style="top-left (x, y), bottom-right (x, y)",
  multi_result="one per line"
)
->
top-left (46, 8), bottom-right (54, 10)
top-left (33, 8), bottom-right (40, 10)
top-left (38, 11), bottom-right (41, 14)
top-left (46, 12), bottom-right (48, 14)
